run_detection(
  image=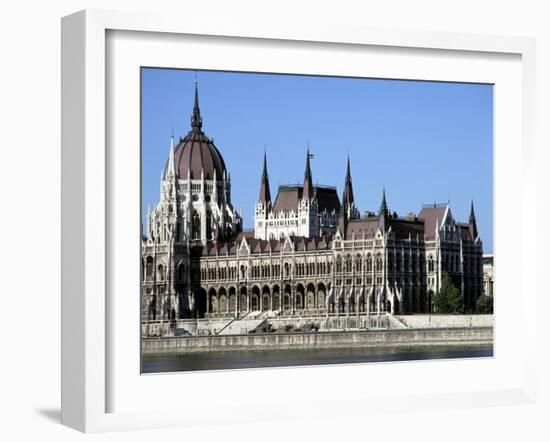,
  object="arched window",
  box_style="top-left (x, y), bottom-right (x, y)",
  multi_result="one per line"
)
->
top-left (157, 264), bottom-right (164, 281)
top-left (336, 256), bottom-right (342, 273)
top-left (178, 263), bottom-right (185, 281)
top-left (366, 254), bottom-right (373, 272)
top-left (428, 255), bottom-right (434, 272)
top-left (240, 265), bottom-right (246, 280)
top-left (375, 253), bottom-right (382, 272)
top-left (206, 211), bottom-right (212, 240)
top-left (345, 254), bottom-right (352, 273)
top-left (192, 211), bottom-right (201, 240)
top-left (284, 262), bottom-right (290, 278)
top-left (145, 256), bottom-right (154, 281)
top-left (355, 254), bottom-right (362, 272)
